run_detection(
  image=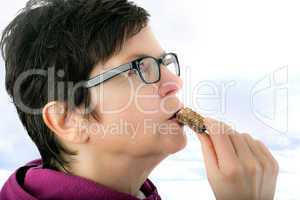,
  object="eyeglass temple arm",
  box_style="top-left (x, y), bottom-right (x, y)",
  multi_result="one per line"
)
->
top-left (83, 63), bottom-right (132, 88)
